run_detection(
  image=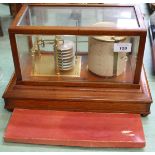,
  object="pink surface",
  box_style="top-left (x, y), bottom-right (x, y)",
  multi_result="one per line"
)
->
top-left (4, 109), bottom-right (145, 148)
